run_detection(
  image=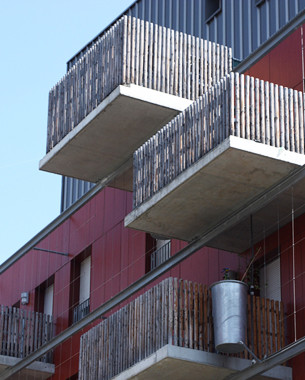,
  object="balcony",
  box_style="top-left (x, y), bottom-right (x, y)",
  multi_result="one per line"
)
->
top-left (0, 306), bottom-right (55, 379)
top-left (150, 240), bottom-right (171, 270)
top-left (39, 16), bottom-right (232, 190)
top-left (125, 73), bottom-right (305, 251)
top-left (78, 277), bottom-right (291, 380)
top-left (73, 298), bottom-right (90, 324)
